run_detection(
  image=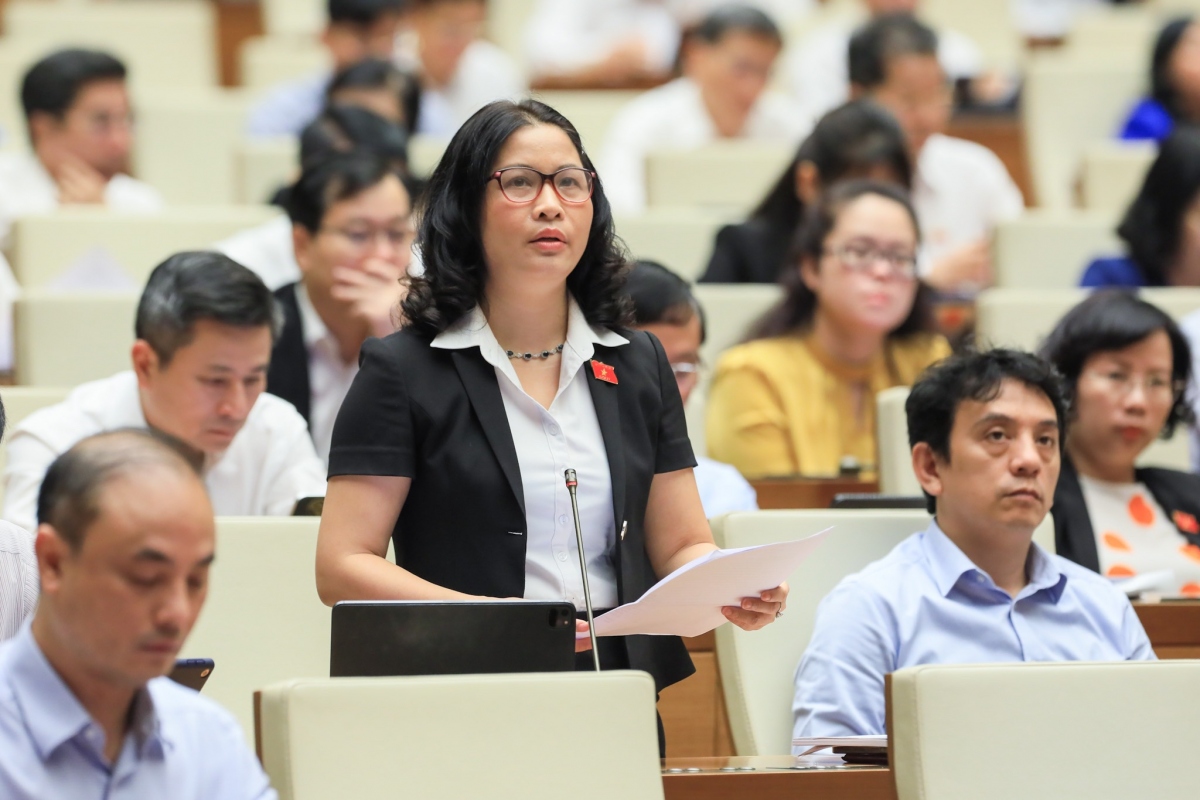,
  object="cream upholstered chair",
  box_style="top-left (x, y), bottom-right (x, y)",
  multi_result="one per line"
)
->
top-left (615, 209), bottom-right (731, 282)
top-left (0, 48), bottom-right (27, 155)
top-left (1080, 140), bottom-right (1156, 213)
top-left (261, 0), bottom-right (325, 36)
top-left (922, 0), bottom-right (1020, 70)
top-left (991, 209), bottom-right (1119, 289)
top-left (889, 661), bottom-right (1200, 800)
top-left (876, 386), bottom-right (921, 496)
top-left (1061, 6), bottom-right (1159, 69)
top-left (711, 509), bottom-right (930, 755)
top-left (1, 0), bottom-right (218, 89)
top-left (239, 36), bottom-right (331, 89)
top-left (179, 517), bottom-right (330, 742)
top-left (646, 142), bottom-right (793, 214)
top-left (532, 90), bottom-right (641, 152)
top-left (1022, 55), bottom-right (1142, 209)
top-left (10, 206), bottom-right (279, 289)
top-left (259, 671), bottom-right (664, 800)
top-left (236, 138), bottom-right (298, 205)
top-left (409, 134), bottom-right (449, 178)
top-left (0, 386), bottom-right (70, 506)
top-left (135, 89), bottom-right (256, 204)
top-left (14, 291), bottom-right (138, 386)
